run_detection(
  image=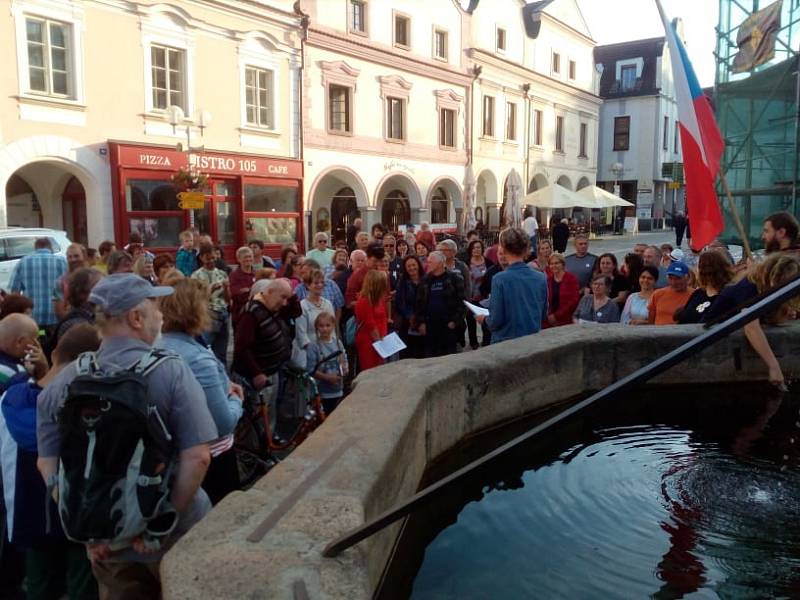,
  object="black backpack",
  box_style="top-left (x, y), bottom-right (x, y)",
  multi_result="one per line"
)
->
top-left (52, 349), bottom-right (179, 549)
